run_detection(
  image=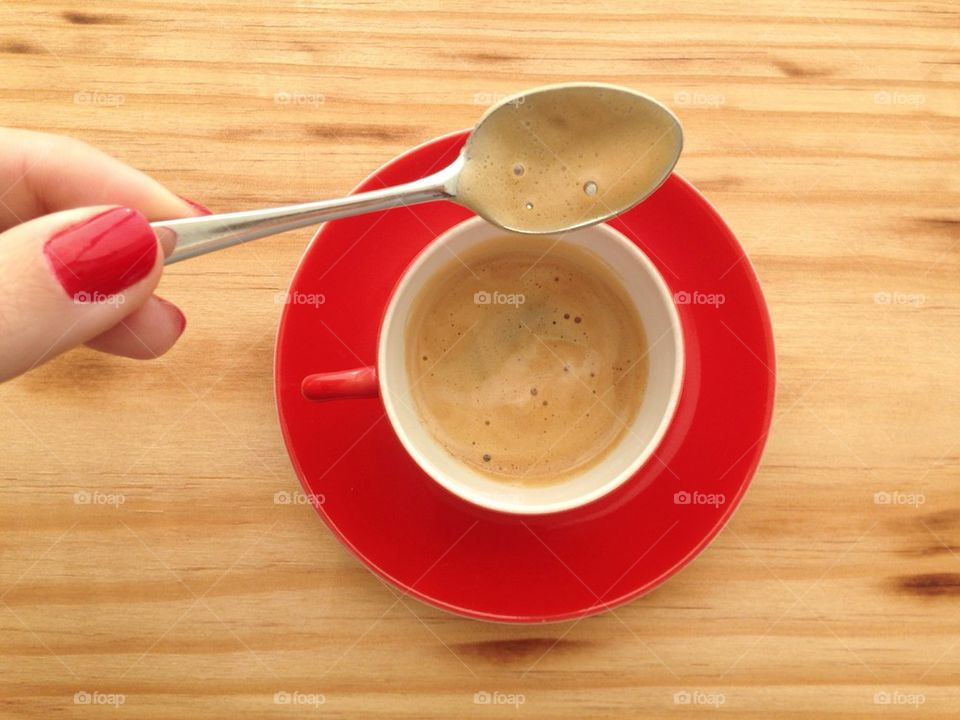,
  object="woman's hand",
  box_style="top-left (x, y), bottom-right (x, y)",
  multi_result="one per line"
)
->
top-left (0, 128), bottom-right (209, 382)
